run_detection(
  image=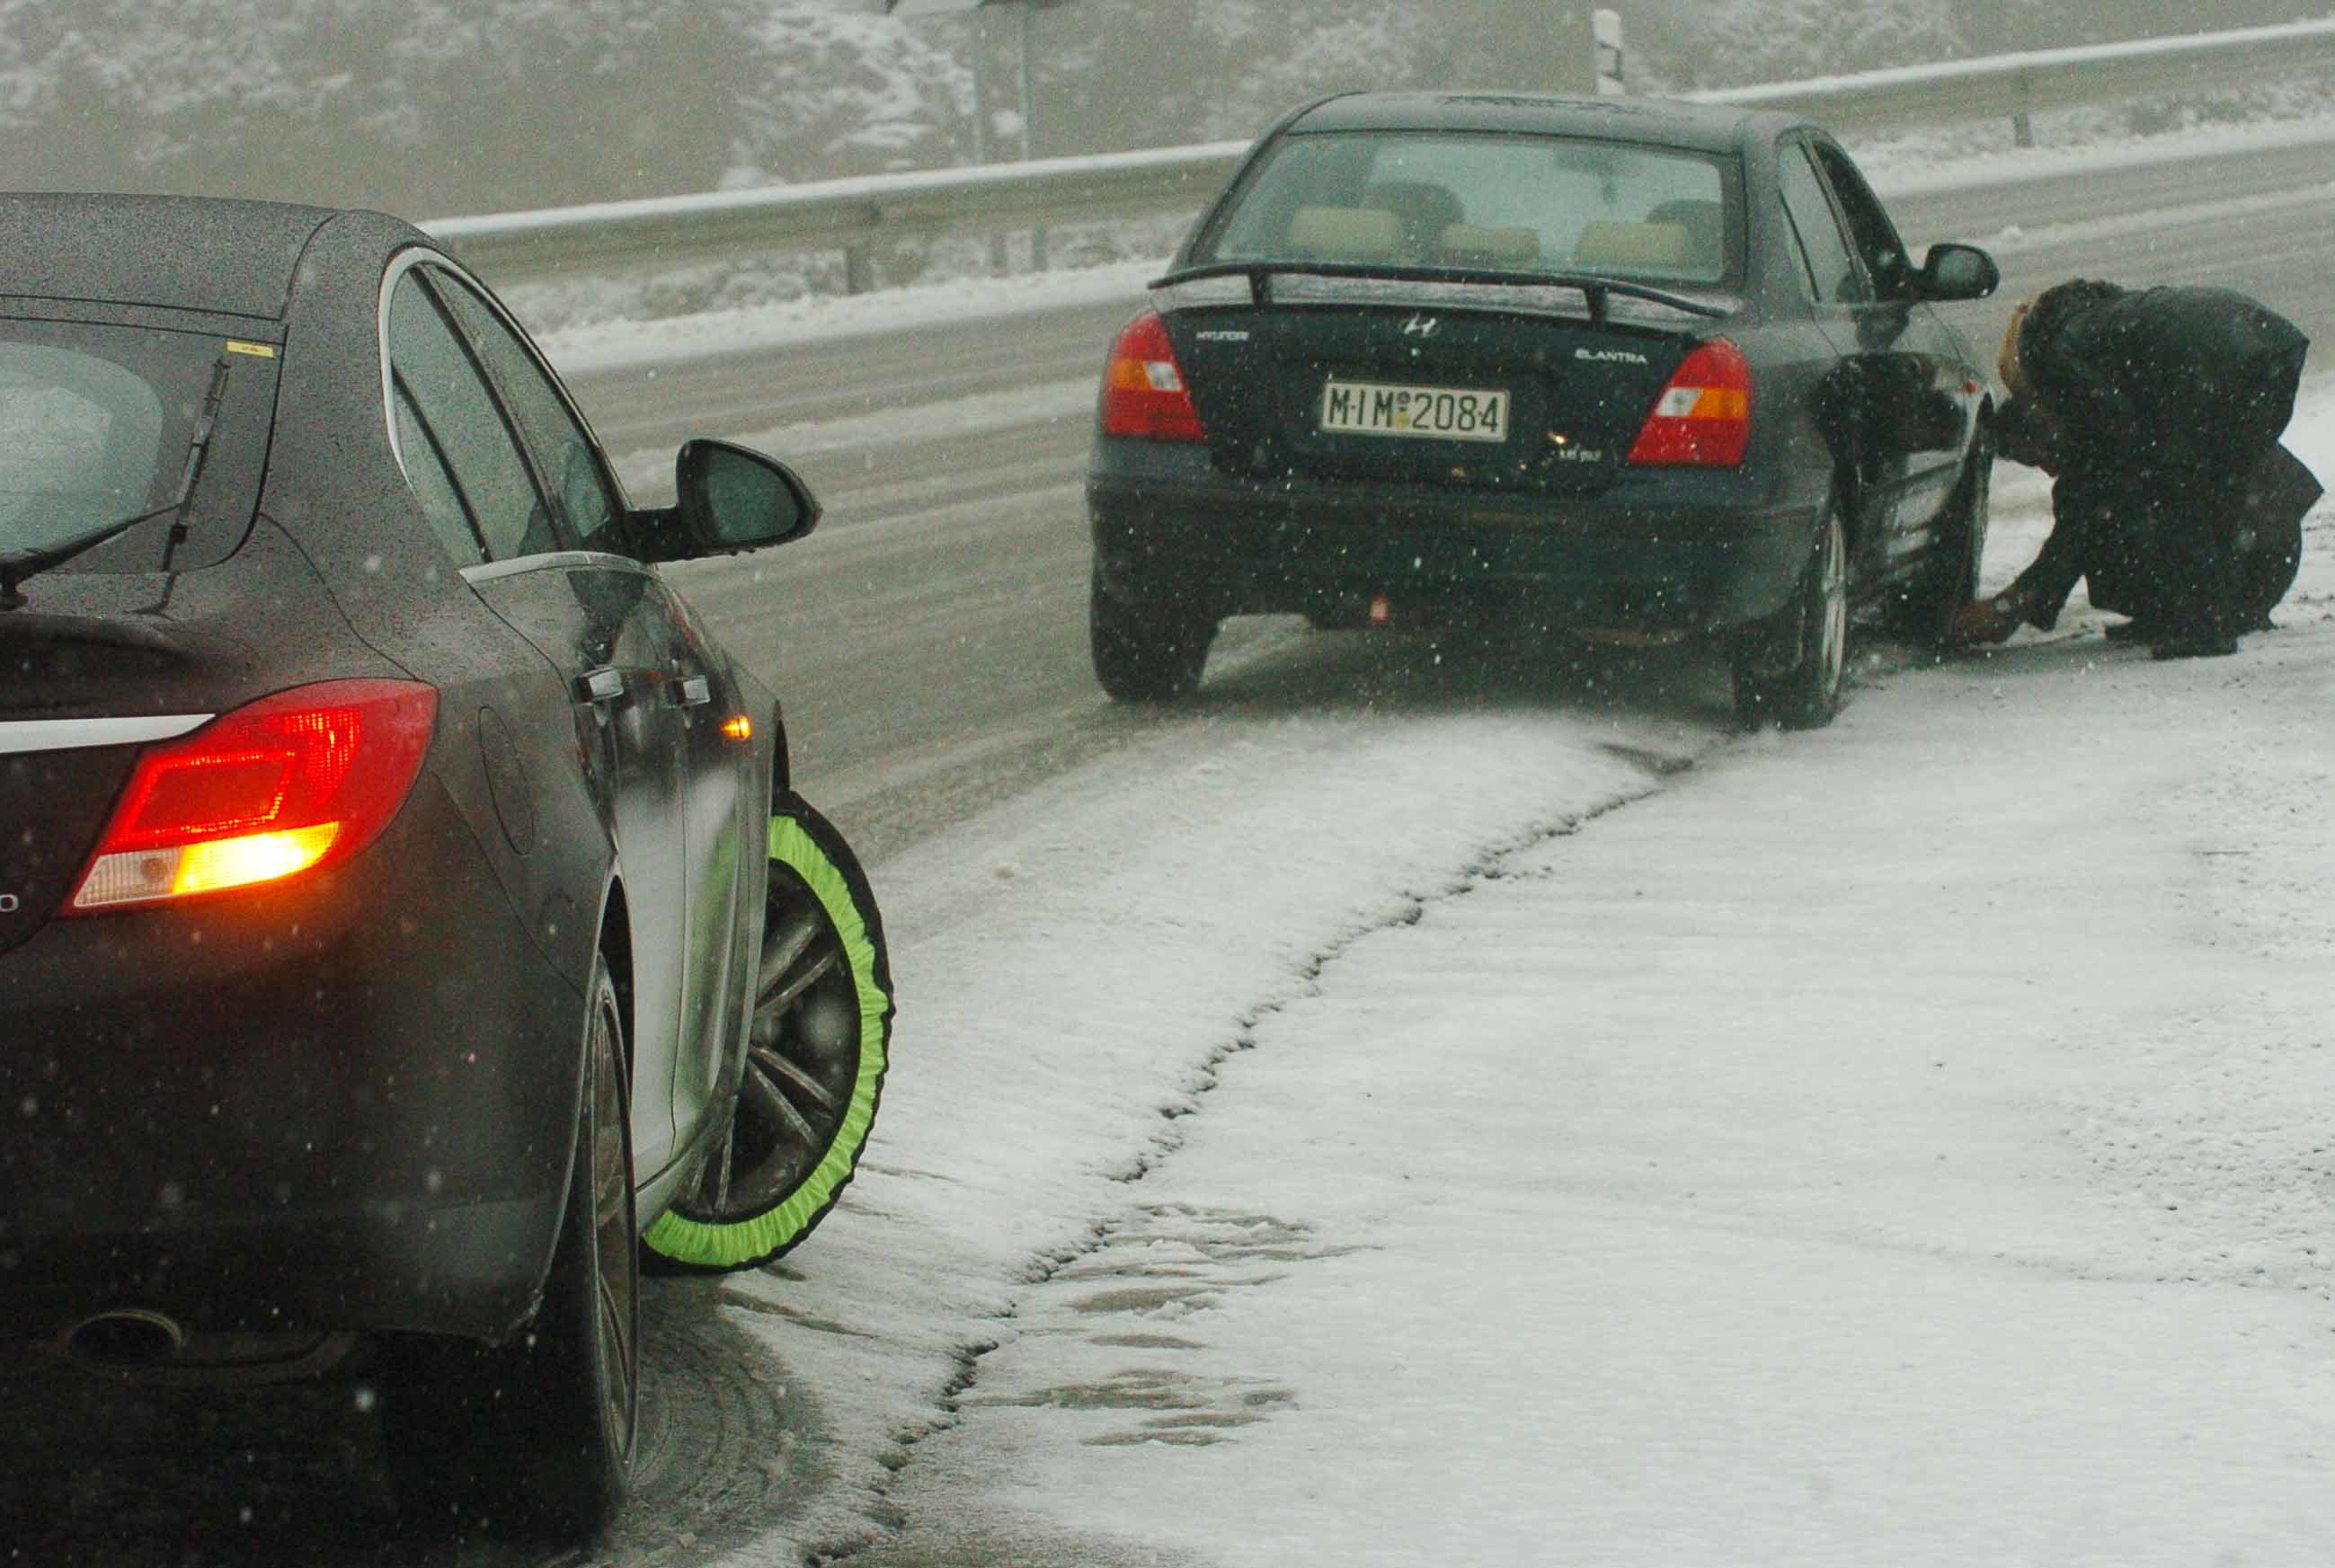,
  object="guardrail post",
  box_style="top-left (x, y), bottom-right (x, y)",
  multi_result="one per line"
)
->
top-left (844, 244), bottom-right (875, 295)
top-left (1020, 1), bottom-right (1048, 273)
top-left (2012, 71), bottom-right (2036, 148)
